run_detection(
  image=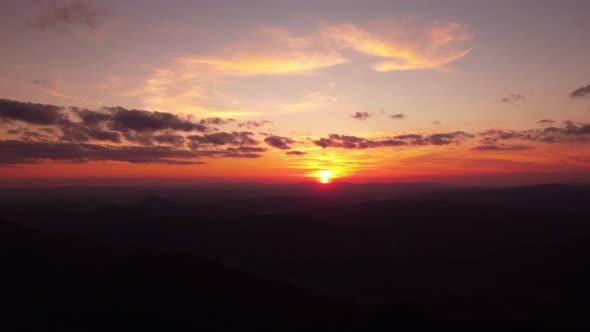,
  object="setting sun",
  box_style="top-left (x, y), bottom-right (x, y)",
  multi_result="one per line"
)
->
top-left (317, 170), bottom-right (333, 184)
